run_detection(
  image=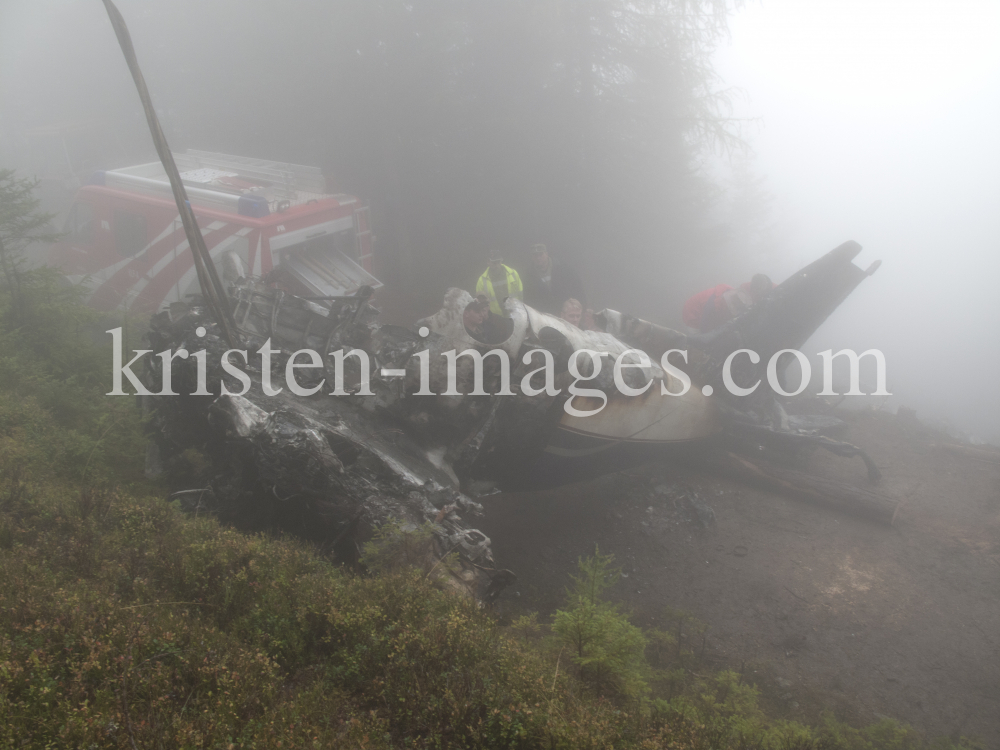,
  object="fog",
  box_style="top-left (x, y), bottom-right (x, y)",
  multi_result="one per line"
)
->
top-left (2, 0), bottom-right (998, 440)
top-left (713, 0), bottom-right (1000, 441)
